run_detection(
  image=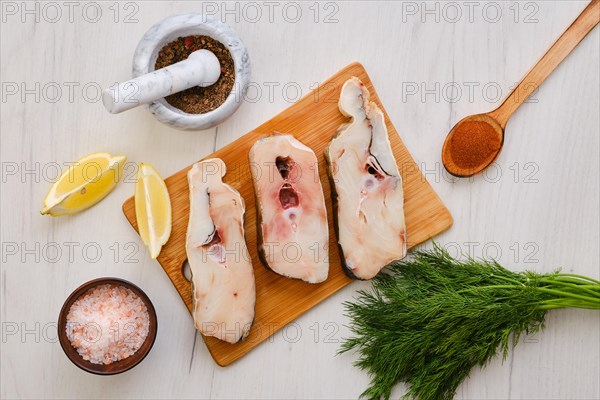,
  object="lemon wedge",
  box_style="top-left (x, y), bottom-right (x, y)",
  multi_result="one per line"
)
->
top-left (41, 152), bottom-right (127, 216)
top-left (135, 163), bottom-right (172, 259)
